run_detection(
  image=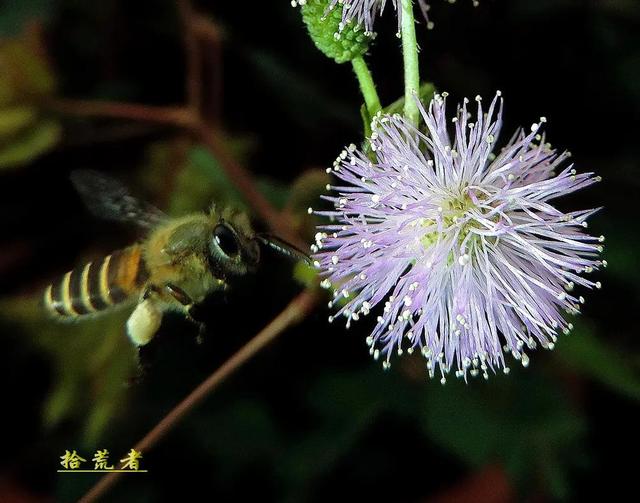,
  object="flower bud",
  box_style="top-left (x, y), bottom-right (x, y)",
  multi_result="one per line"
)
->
top-left (300, 0), bottom-right (373, 64)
